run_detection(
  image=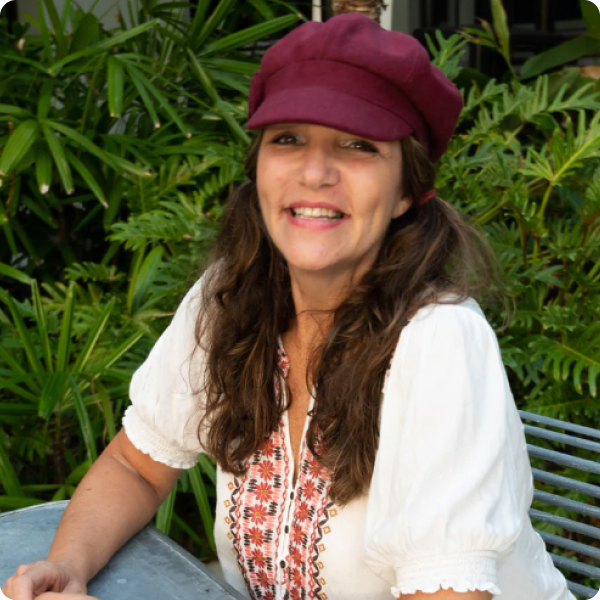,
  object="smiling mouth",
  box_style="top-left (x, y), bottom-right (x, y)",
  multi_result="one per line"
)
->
top-left (290, 207), bottom-right (345, 220)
